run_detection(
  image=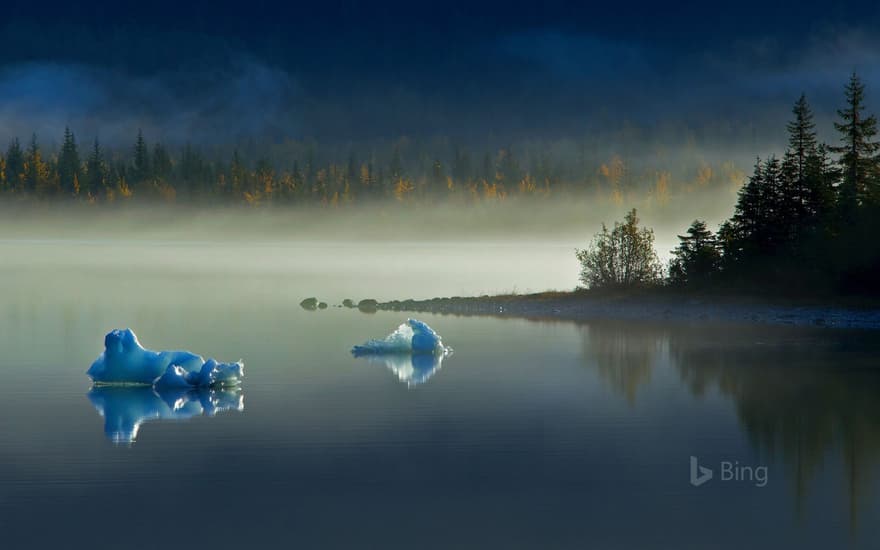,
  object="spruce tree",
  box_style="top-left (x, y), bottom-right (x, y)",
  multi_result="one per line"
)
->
top-left (152, 142), bottom-right (172, 180)
top-left (24, 134), bottom-right (46, 195)
top-left (804, 143), bottom-right (839, 233)
top-left (230, 150), bottom-right (245, 197)
top-left (732, 158), bottom-right (766, 248)
top-left (669, 220), bottom-right (720, 286)
top-left (58, 127), bottom-right (81, 197)
top-left (85, 138), bottom-right (106, 197)
top-left (730, 156), bottom-right (783, 258)
top-left (133, 129), bottom-right (151, 185)
top-left (4, 138), bottom-right (24, 192)
top-left (781, 95), bottom-right (818, 240)
top-left (831, 73), bottom-right (880, 214)
top-left (785, 94), bottom-right (818, 185)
